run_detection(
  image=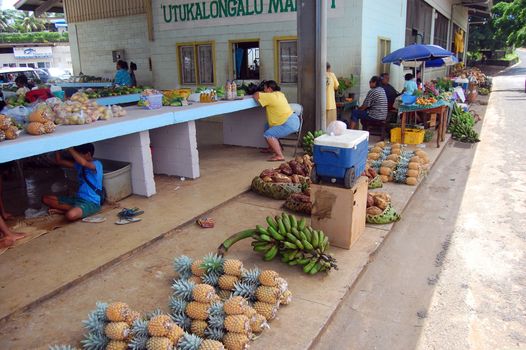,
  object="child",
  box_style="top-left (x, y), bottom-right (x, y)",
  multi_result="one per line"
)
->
top-left (43, 143), bottom-right (103, 221)
top-left (15, 74), bottom-right (31, 96)
top-left (403, 73), bottom-right (418, 95)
